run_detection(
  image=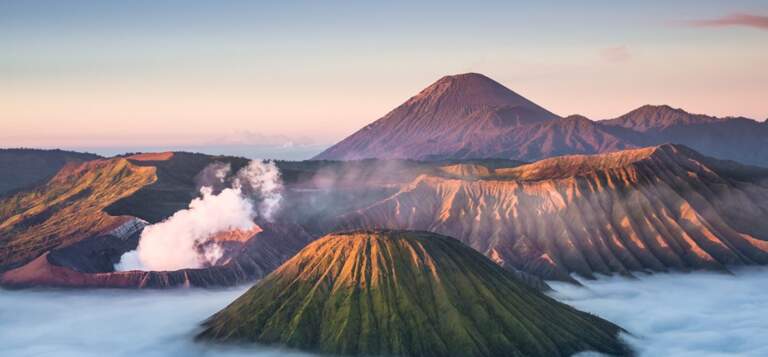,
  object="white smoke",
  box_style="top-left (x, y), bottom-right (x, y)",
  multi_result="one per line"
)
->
top-left (234, 160), bottom-right (283, 221)
top-left (115, 160), bottom-right (283, 272)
